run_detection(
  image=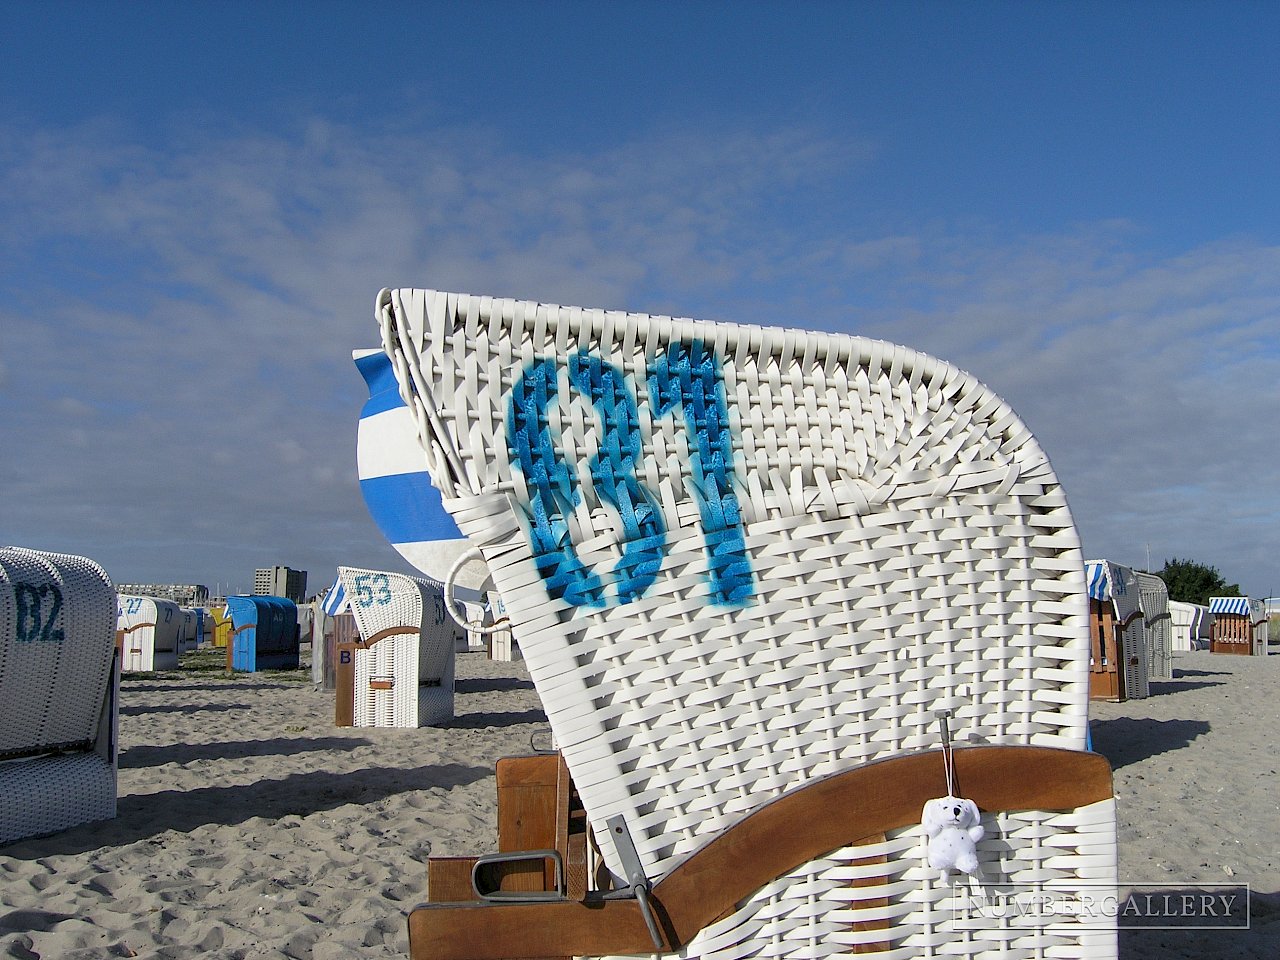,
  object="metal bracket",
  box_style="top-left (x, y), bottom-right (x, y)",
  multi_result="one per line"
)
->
top-left (606, 816), bottom-right (664, 949)
top-left (471, 849), bottom-right (564, 901)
